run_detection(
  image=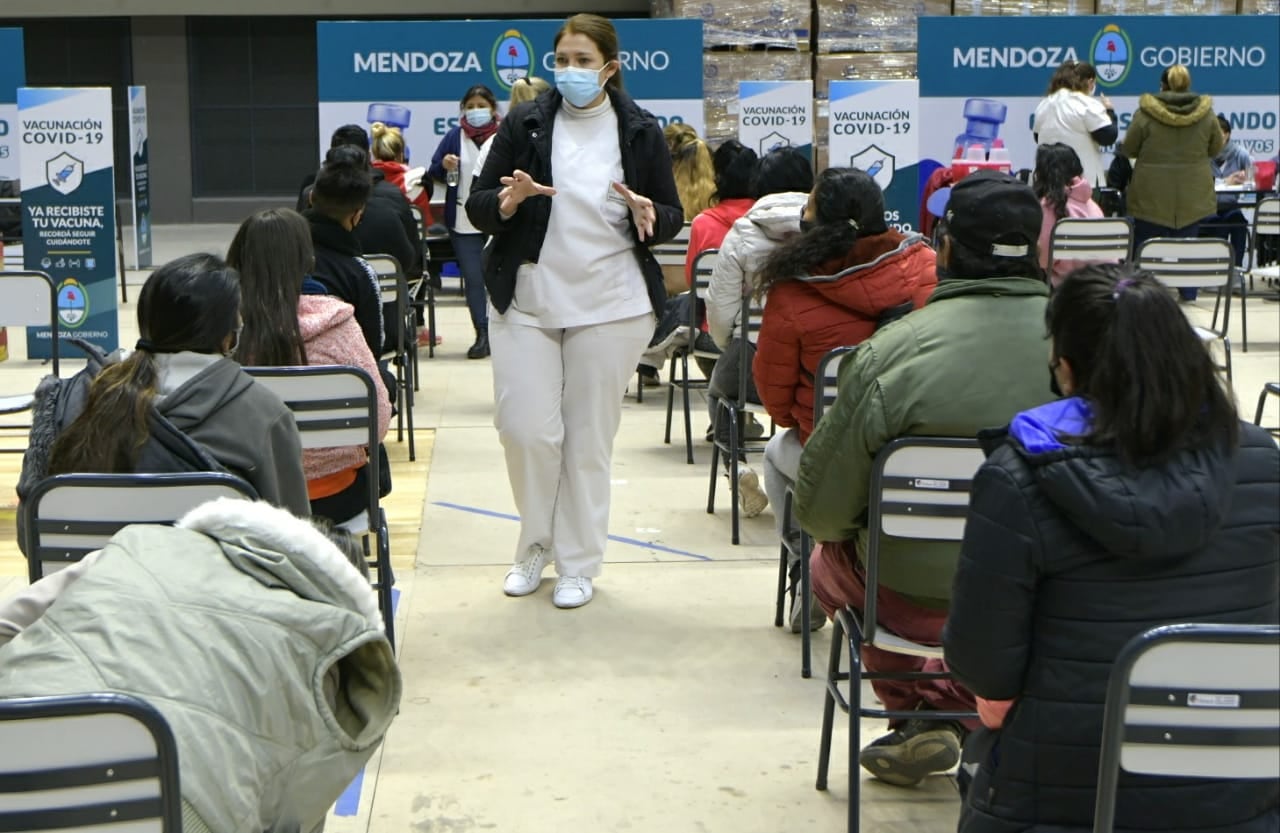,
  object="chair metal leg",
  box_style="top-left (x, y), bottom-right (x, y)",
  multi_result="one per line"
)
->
top-left (405, 359), bottom-right (416, 462)
top-left (395, 362), bottom-right (405, 443)
top-left (636, 369), bottom-right (644, 403)
top-left (728, 408), bottom-right (741, 545)
top-left (775, 541), bottom-right (789, 629)
top-left (681, 355), bottom-right (695, 465)
top-left (706, 408), bottom-right (721, 514)
top-left (849, 618), bottom-right (862, 833)
top-left (427, 286), bottom-right (437, 359)
top-left (800, 529), bottom-right (813, 679)
top-left (1240, 273), bottom-right (1249, 353)
top-left (664, 354), bottom-right (677, 445)
top-left (816, 612), bottom-right (845, 792)
top-left (1256, 386), bottom-right (1269, 426)
top-left (377, 508), bottom-right (396, 651)
top-left (1225, 337), bottom-right (1233, 384)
